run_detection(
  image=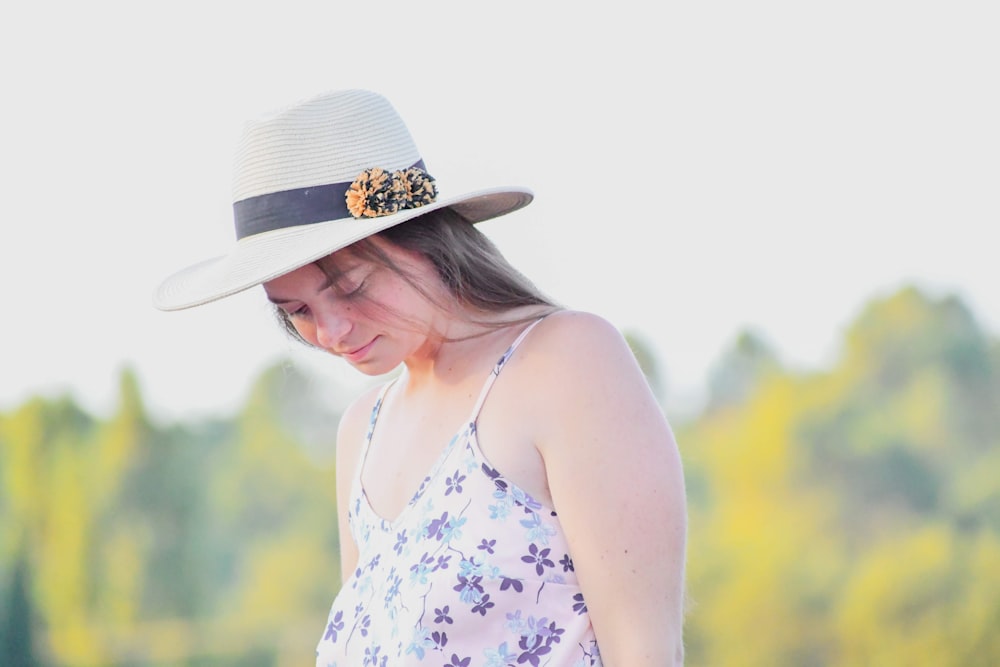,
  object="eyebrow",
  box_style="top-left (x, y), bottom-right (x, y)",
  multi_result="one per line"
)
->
top-left (265, 273), bottom-right (336, 305)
